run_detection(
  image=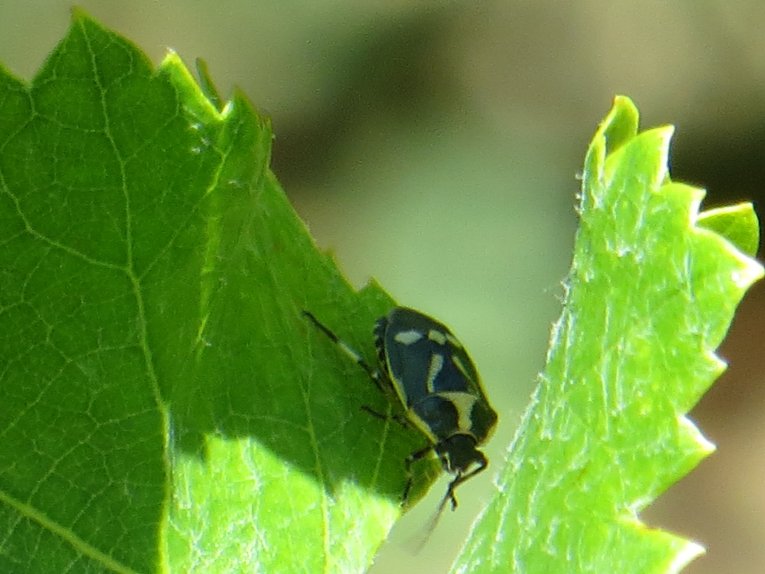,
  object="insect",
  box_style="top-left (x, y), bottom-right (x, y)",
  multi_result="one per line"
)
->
top-left (303, 306), bottom-right (498, 512)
